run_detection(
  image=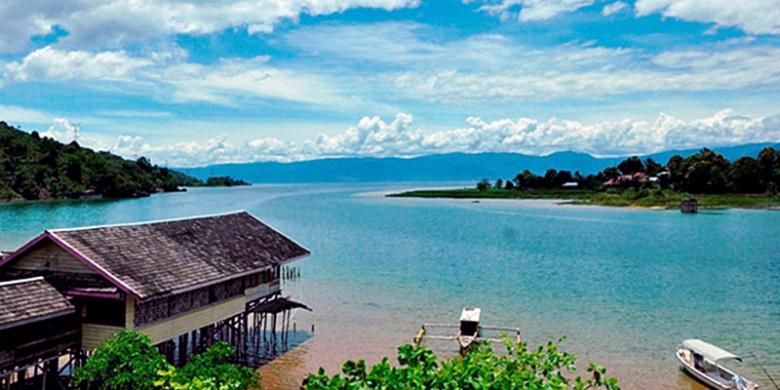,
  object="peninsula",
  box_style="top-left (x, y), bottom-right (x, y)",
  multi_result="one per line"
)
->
top-left (390, 148), bottom-right (780, 209)
top-left (0, 122), bottom-right (249, 203)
